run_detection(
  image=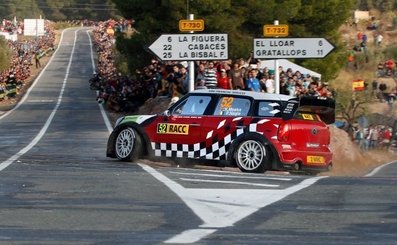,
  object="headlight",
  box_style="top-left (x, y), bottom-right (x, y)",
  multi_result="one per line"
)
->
top-left (115, 116), bottom-right (125, 127)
